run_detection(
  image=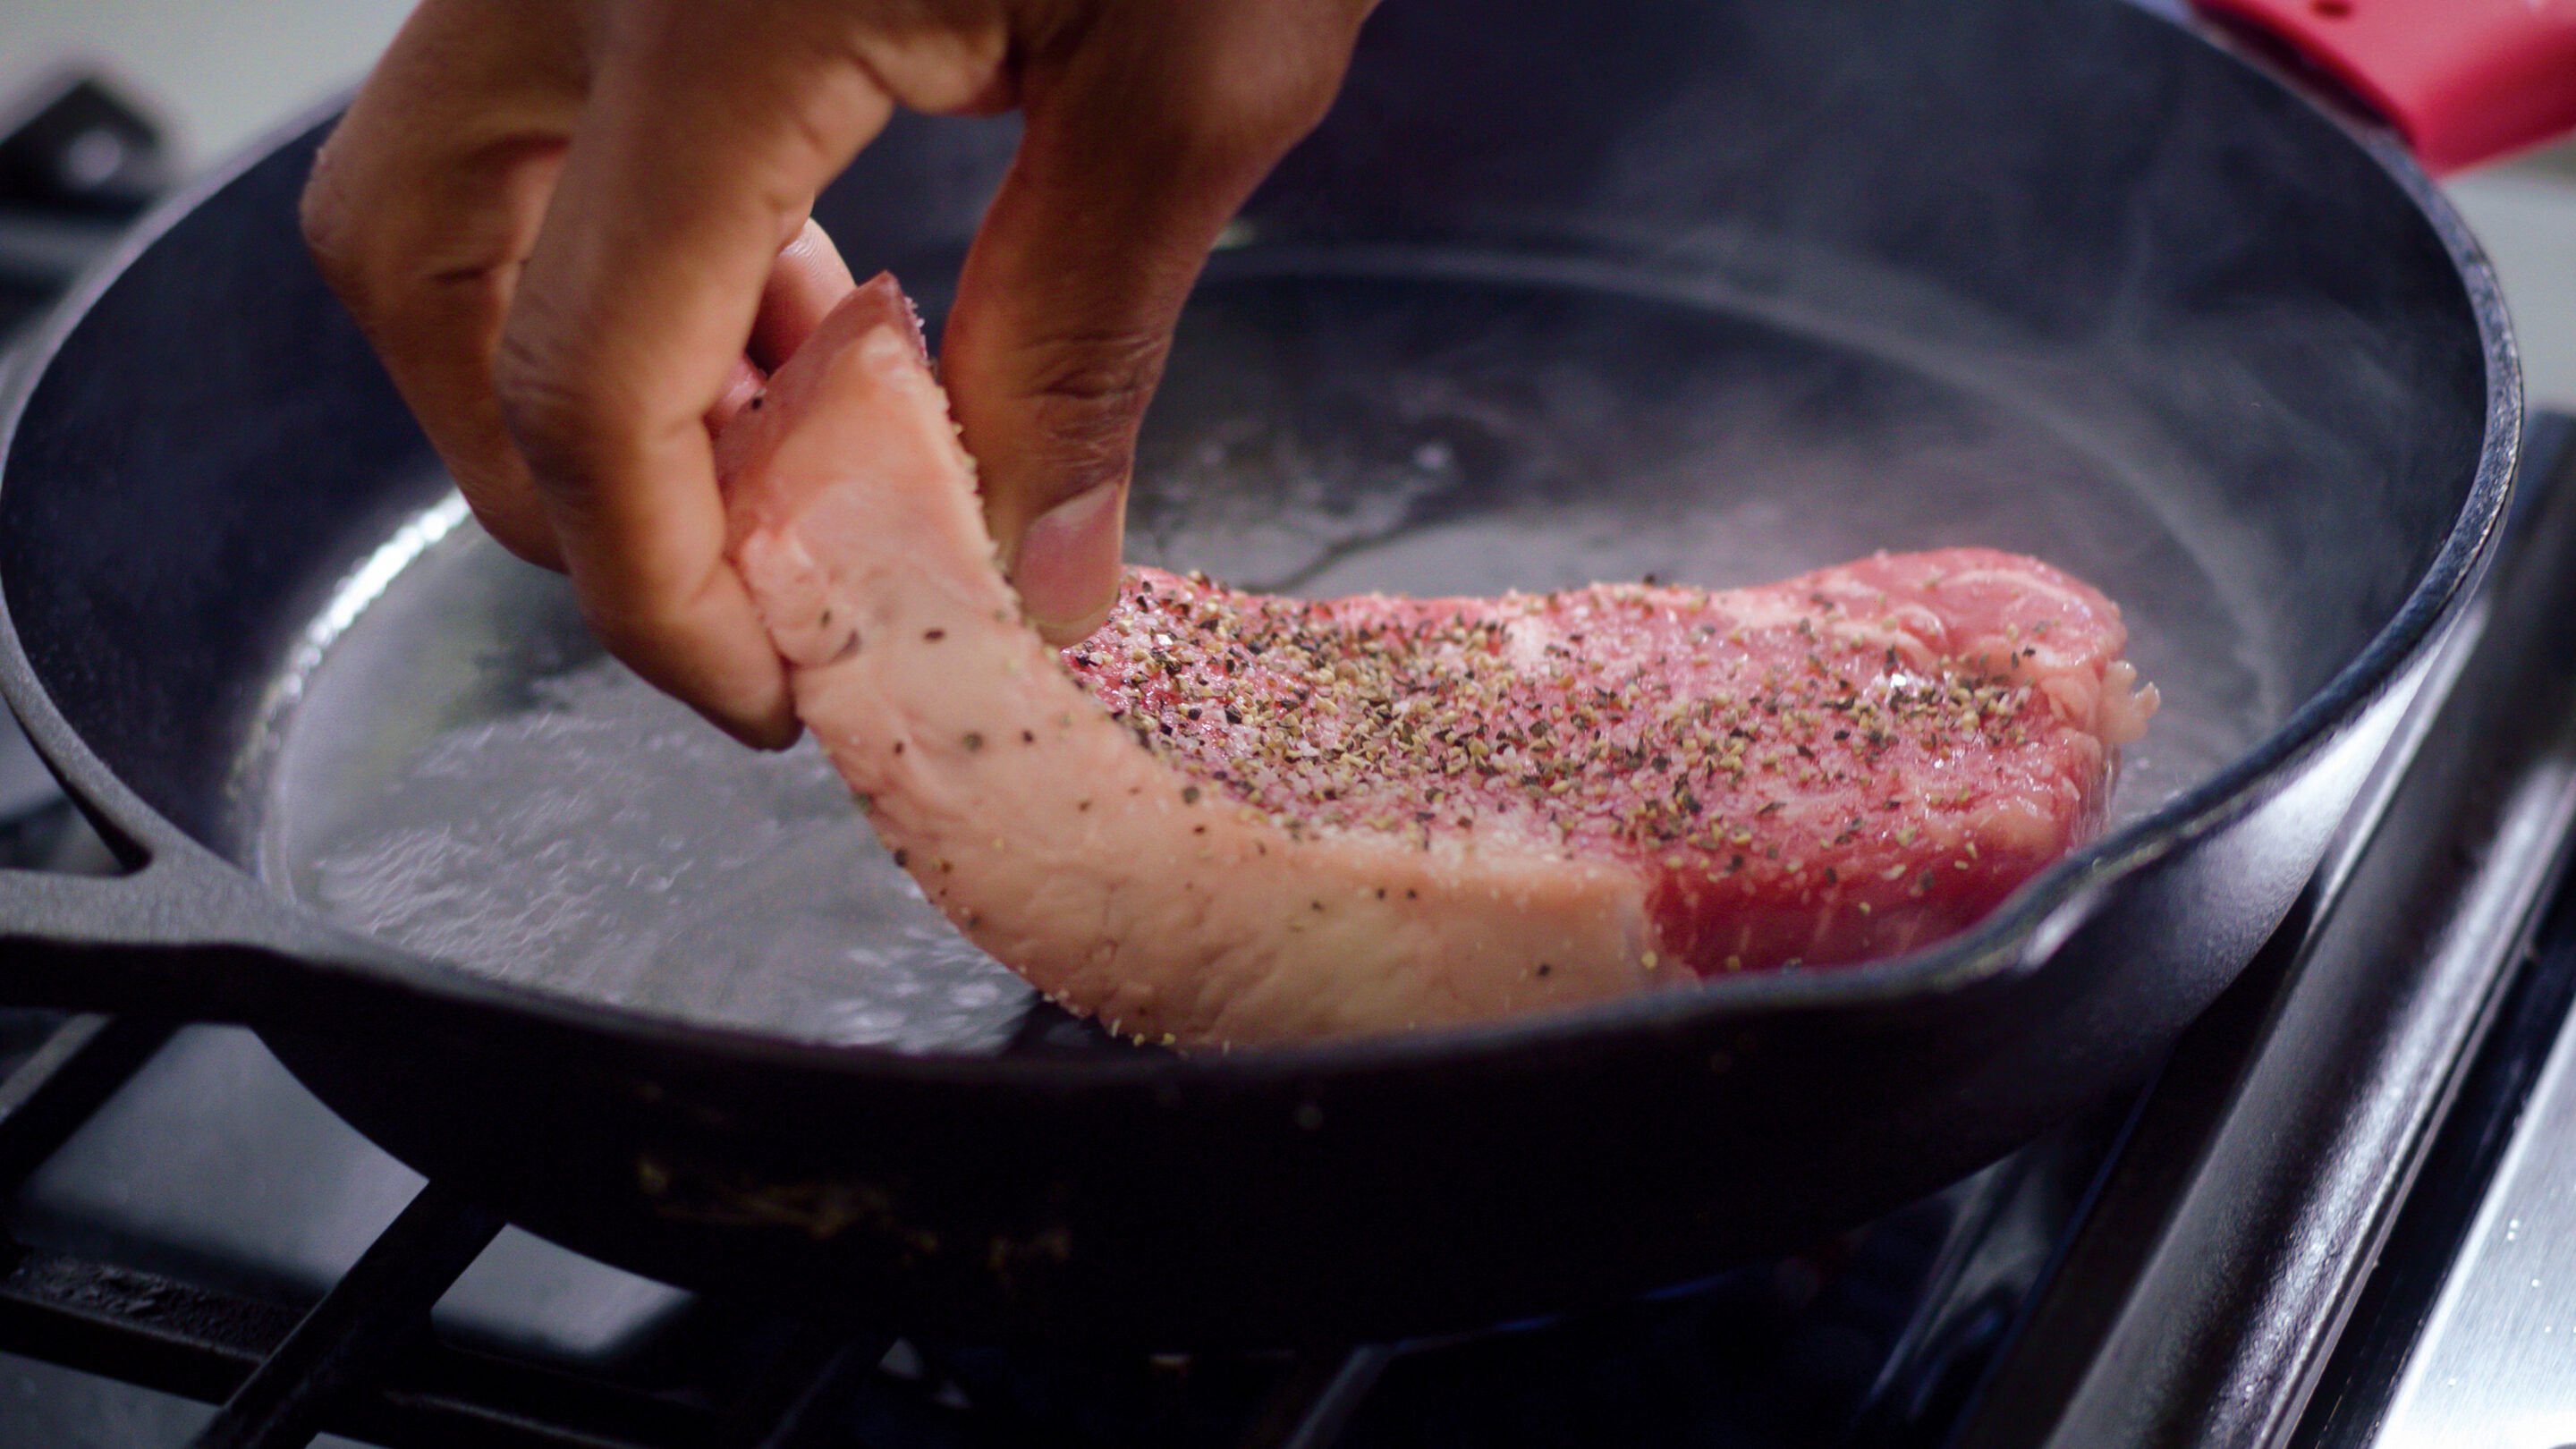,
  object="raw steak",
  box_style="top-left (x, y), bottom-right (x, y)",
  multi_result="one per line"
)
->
top-left (719, 275), bottom-right (2157, 1046)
